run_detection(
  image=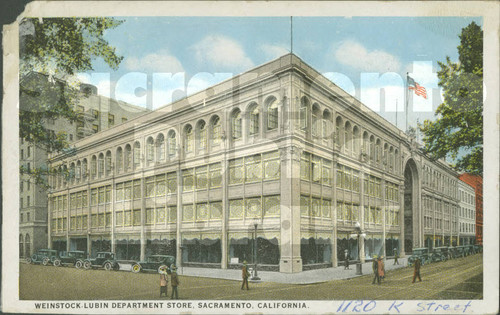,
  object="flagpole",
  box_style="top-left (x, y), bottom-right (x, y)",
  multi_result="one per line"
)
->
top-left (405, 72), bottom-right (409, 132)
